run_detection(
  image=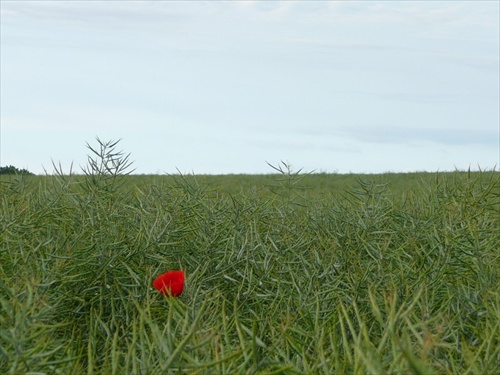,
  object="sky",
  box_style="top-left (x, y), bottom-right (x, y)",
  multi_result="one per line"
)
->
top-left (1, 0), bottom-right (499, 175)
